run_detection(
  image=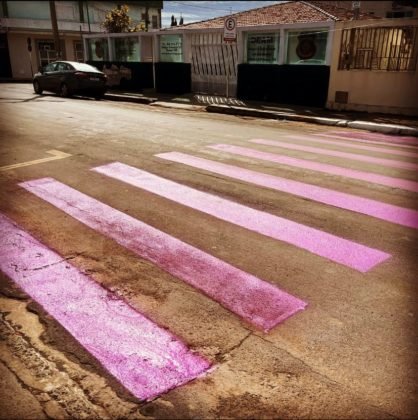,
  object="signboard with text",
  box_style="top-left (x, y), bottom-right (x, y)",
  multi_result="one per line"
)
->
top-left (247, 33), bottom-right (278, 64)
top-left (224, 17), bottom-right (237, 43)
top-left (160, 35), bottom-right (183, 62)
